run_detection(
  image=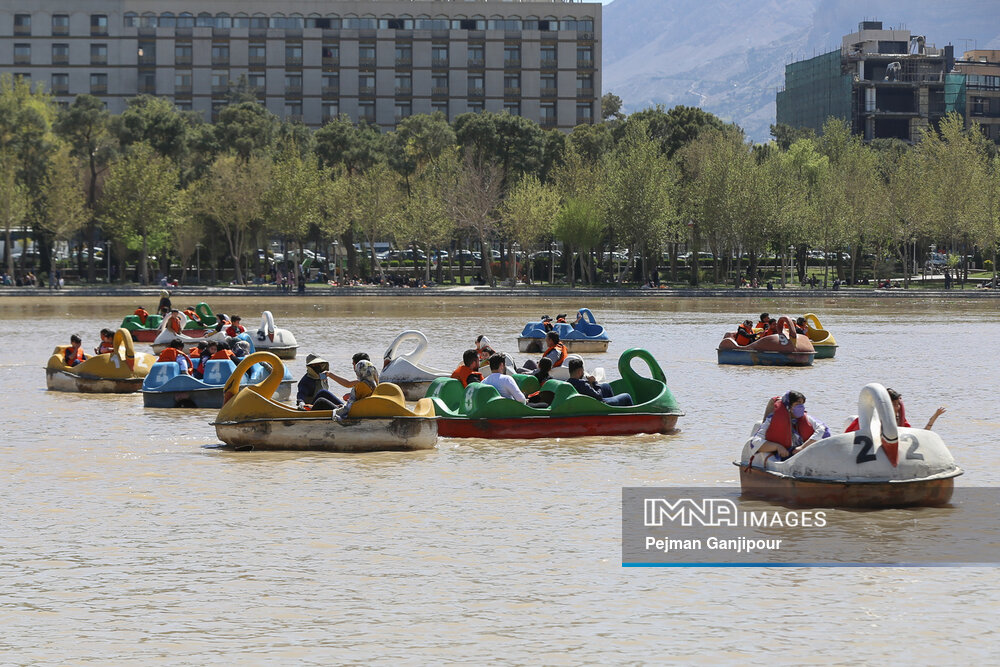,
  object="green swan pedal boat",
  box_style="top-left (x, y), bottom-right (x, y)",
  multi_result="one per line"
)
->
top-left (426, 348), bottom-right (683, 439)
